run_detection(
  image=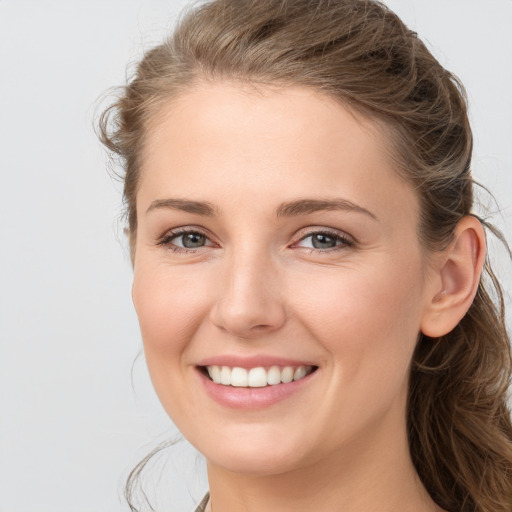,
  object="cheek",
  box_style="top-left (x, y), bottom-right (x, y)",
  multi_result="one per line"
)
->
top-left (289, 257), bottom-right (425, 375)
top-left (132, 262), bottom-right (209, 364)
top-left (131, 262), bottom-right (215, 421)
top-left (286, 259), bottom-right (425, 443)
